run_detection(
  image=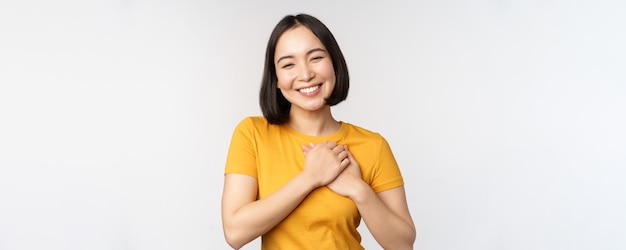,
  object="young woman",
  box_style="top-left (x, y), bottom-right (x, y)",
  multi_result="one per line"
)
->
top-left (221, 13), bottom-right (416, 250)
